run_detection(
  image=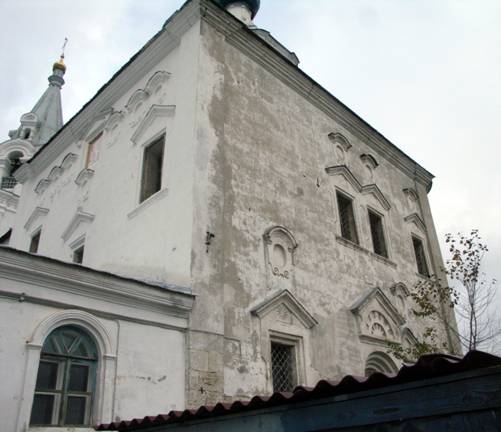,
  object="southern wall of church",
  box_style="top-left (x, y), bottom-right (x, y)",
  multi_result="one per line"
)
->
top-left (186, 17), bottom-right (452, 406)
